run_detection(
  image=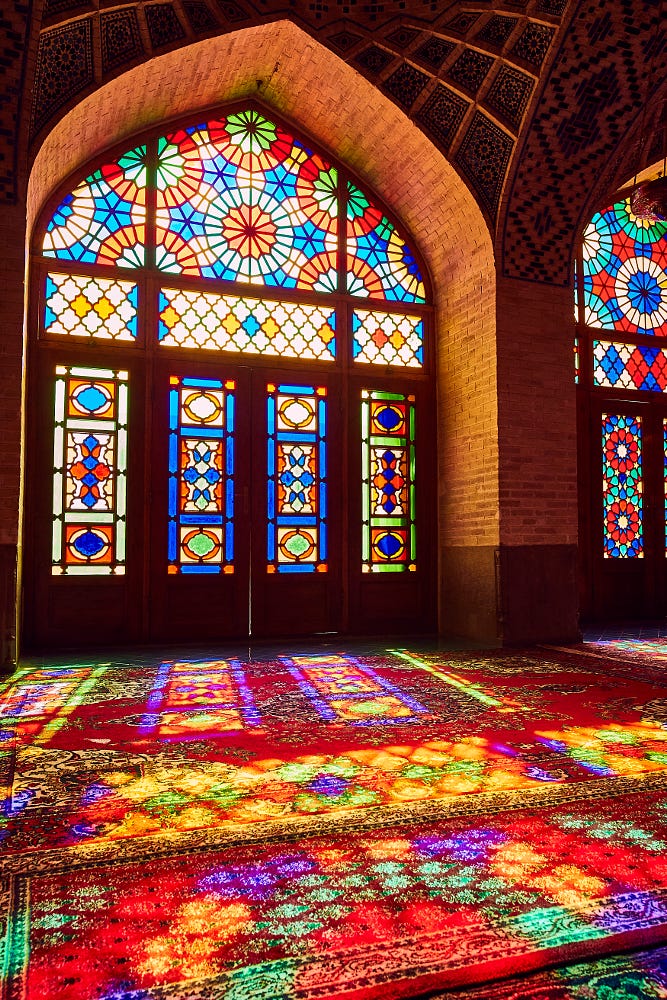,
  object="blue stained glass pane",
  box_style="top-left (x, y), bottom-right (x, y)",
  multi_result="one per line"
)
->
top-left (267, 384), bottom-right (327, 573)
top-left (279, 384), bottom-right (315, 395)
top-left (168, 375), bottom-right (233, 574)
